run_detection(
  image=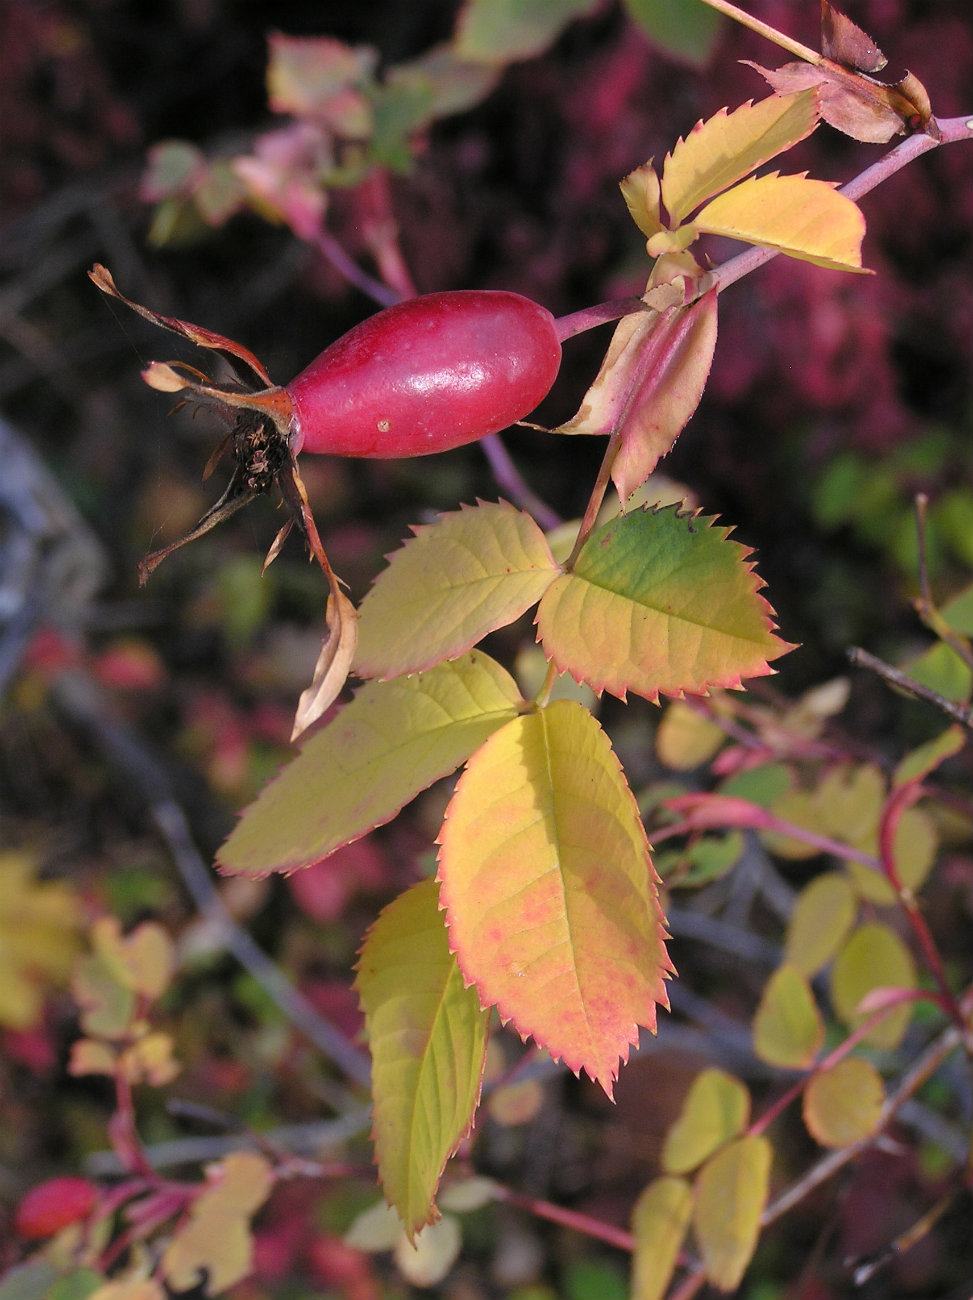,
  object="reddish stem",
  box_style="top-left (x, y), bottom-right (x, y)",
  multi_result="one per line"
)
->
top-left (493, 1182), bottom-right (636, 1253)
top-left (878, 782), bottom-right (964, 1024)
